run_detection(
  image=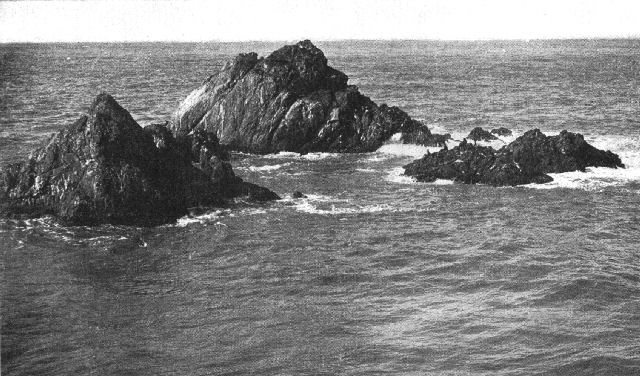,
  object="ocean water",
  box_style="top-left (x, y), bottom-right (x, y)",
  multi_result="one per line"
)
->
top-left (1, 40), bottom-right (640, 375)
